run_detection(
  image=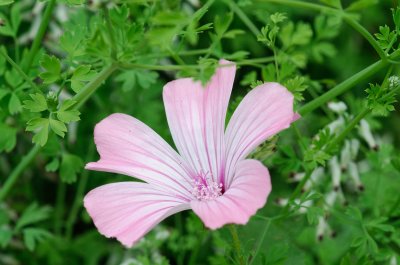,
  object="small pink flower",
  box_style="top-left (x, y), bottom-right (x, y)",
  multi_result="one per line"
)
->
top-left (84, 60), bottom-right (296, 247)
